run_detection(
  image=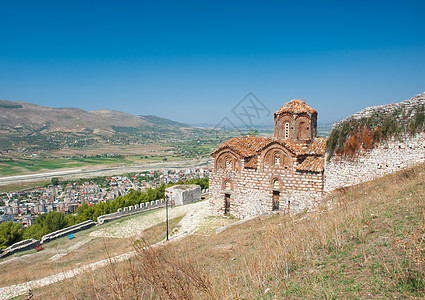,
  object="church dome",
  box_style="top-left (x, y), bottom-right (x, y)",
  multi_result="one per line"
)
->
top-left (275, 99), bottom-right (317, 116)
